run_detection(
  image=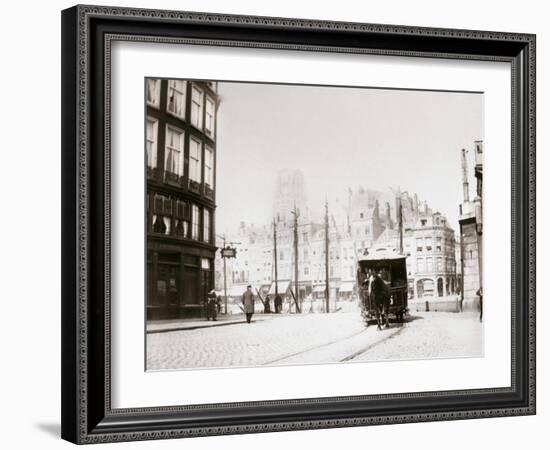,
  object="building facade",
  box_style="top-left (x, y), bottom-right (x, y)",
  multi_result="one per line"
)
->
top-left (408, 213), bottom-right (457, 299)
top-left (146, 79), bottom-right (219, 320)
top-left (214, 179), bottom-right (442, 307)
top-left (459, 140), bottom-right (483, 310)
top-left (371, 212), bottom-right (457, 300)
